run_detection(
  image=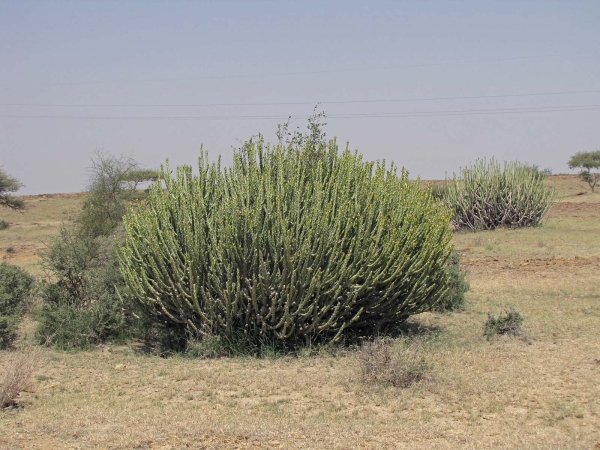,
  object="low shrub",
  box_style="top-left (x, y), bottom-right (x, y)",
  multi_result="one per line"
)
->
top-left (443, 159), bottom-right (555, 231)
top-left (431, 250), bottom-right (470, 312)
top-left (0, 220), bottom-right (9, 231)
top-left (484, 307), bottom-right (524, 341)
top-left (0, 262), bottom-right (34, 349)
top-left (0, 316), bottom-right (19, 350)
top-left (358, 337), bottom-right (430, 387)
top-left (37, 225), bottom-right (131, 349)
top-left (0, 263), bottom-right (34, 317)
top-left (36, 297), bottom-right (129, 350)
